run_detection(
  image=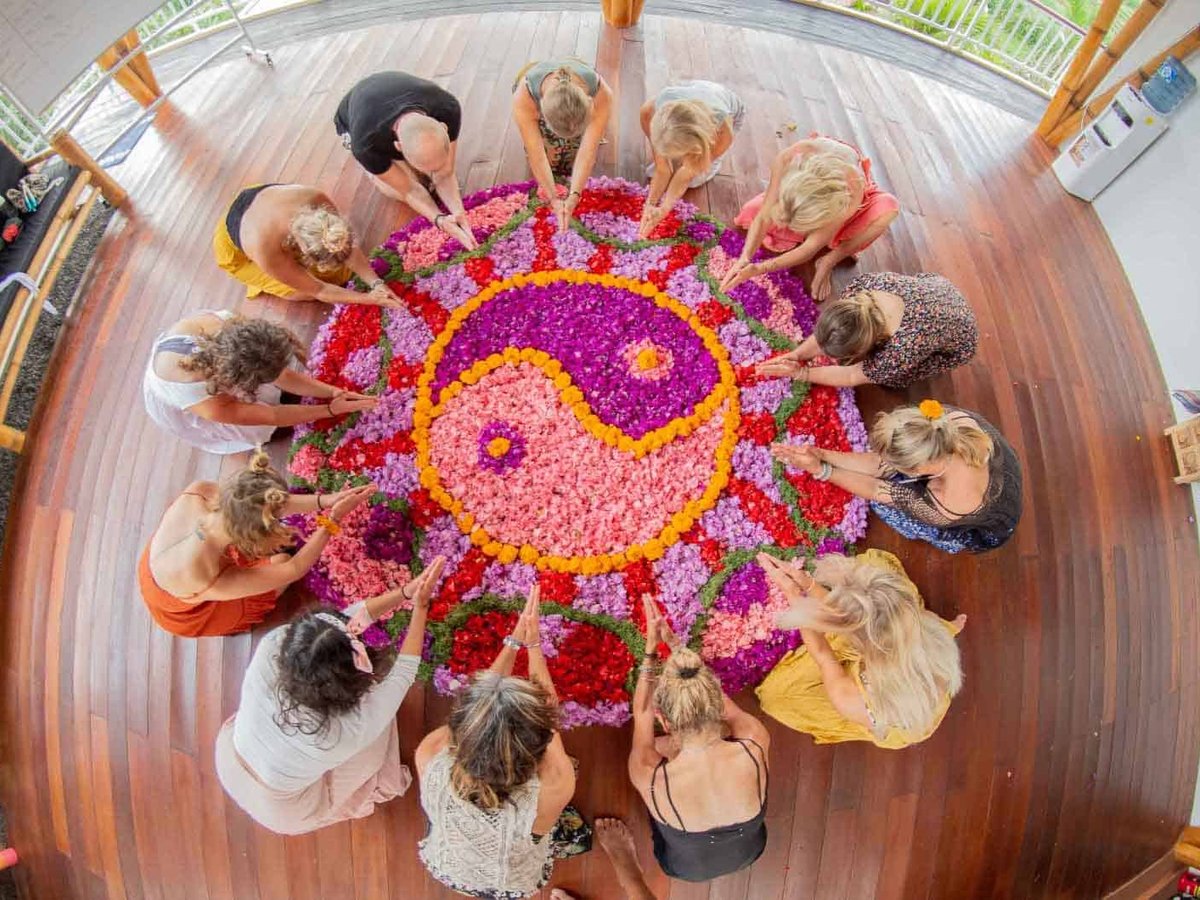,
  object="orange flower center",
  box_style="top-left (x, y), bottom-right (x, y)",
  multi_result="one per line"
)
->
top-left (486, 436), bottom-right (512, 458)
